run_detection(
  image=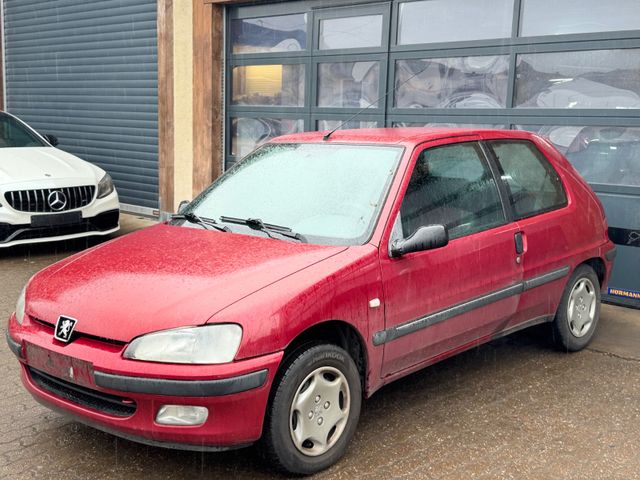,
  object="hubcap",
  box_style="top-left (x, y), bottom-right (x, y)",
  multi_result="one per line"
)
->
top-left (567, 277), bottom-right (597, 338)
top-left (289, 366), bottom-right (350, 457)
